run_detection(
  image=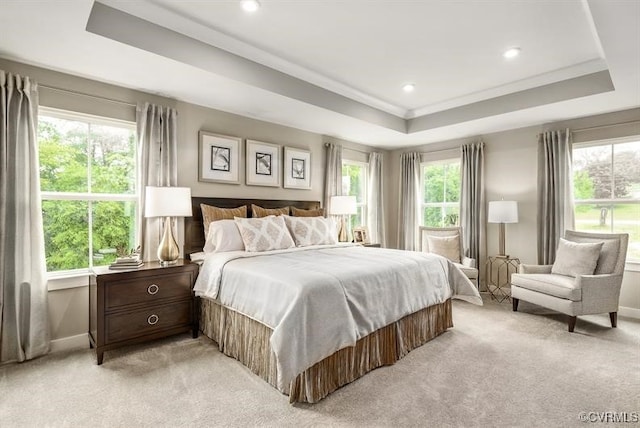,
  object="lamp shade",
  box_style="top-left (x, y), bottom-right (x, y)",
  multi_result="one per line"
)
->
top-left (488, 200), bottom-right (518, 223)
top-left (329, 195), bottom-right (357, 215)
top-left (144, 186), bottom-right (192, 218)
